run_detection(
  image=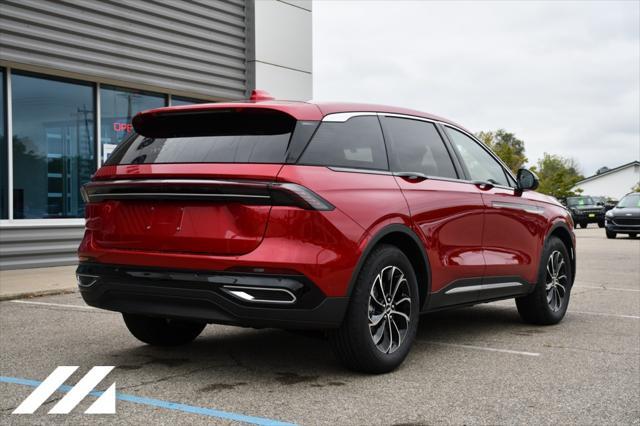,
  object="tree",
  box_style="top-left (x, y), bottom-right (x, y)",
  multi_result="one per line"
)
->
top-left (476, 129), bottom-right (527, 174)
top-left (632, 182), bottom-right (640, 193)
top-left (531, 153), bottom-right (584, 199)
